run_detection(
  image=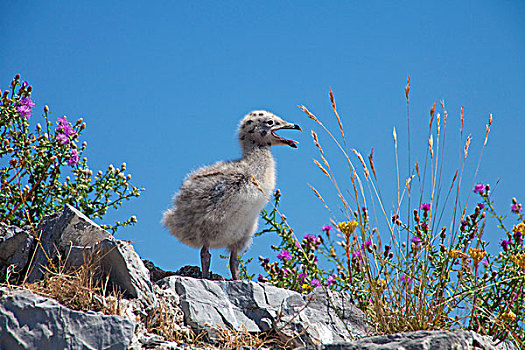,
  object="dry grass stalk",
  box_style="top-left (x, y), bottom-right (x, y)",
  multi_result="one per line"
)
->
top-left (298, 105), bottom-right (319, 123)
top-left (405, 76), bottom-right (410, 103)
top-left (23, 251), bottom-right (122, 315)
top-left (429, 135), bottom-right (434, 159)
top-left (329, 88), bottom-right (344, 140)
top-left (415, 161), bottom-right (420, 182)
top-left (352, 149), bottom-right (369, 179)
top-left (484, 114), bottom-right (493, 146)
top-left (215, 325), bottom-right (283, 350)
top-left (313, 159), bottom-right (330, 179)
top-left (311, 130), bottom-right (324, 155)
top-left (368, 148), bottom-right (377, 180)
top-left (464, 135), bottom-right (472, 159)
